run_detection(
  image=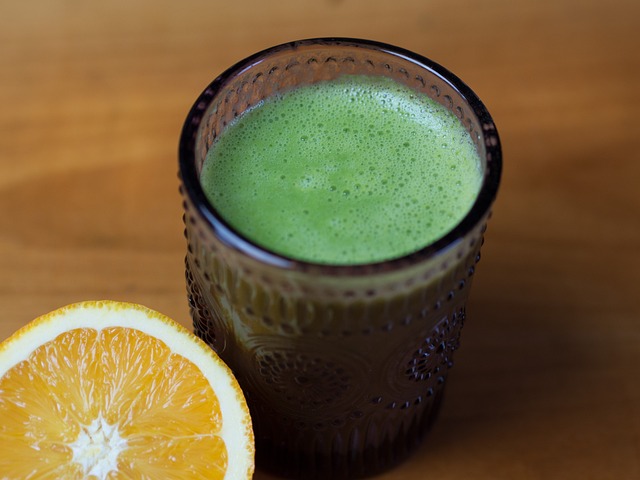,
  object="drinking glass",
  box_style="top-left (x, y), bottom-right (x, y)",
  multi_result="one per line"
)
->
top-left (179, 38), bottom-right (501, 479)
